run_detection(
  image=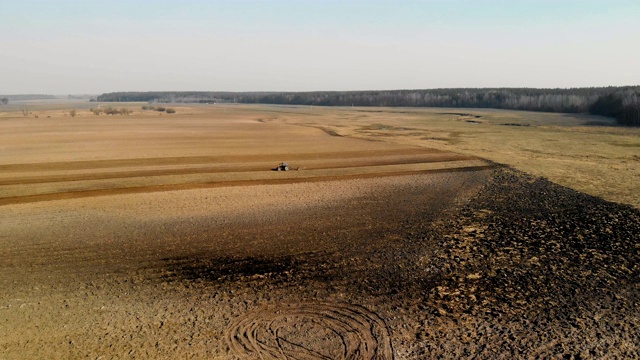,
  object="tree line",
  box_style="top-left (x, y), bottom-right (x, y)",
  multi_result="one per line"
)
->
top-left (0, 94), bottom-right (56, 102)
top-left (97, 87), bottom-right (640, 126)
